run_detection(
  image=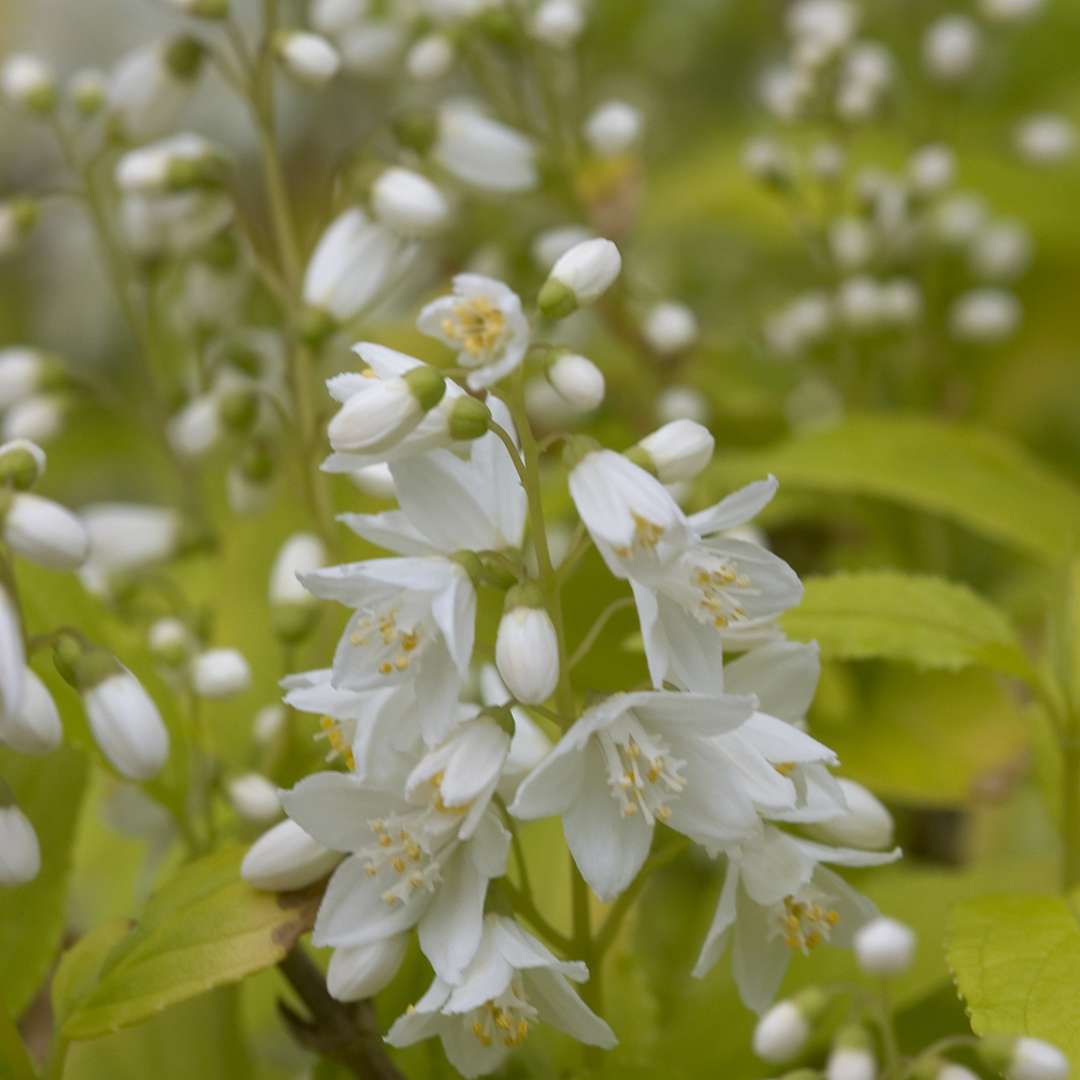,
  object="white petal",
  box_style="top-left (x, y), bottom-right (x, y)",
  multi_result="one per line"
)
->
top-left (732, 893), bottom-right (791, 1014)
top-left (688, 475), bottom-right (778, 536)
top-left (280, 772), bottom-right (397, 851)
top-left (526, 968), bottom-right (617, 1048)
top-left (430, 566), bottom-right (476, 675)
top-left (313, 854), bottom-right (428, 947)
top-left (338, 511), bottom-right (437, 556)
top-left (740, 828), bottom-right (814, 906)
top-left (492, 916), bottom-right (587, 981)
top-left (418, 846), bottom-right (489, 983)
top-left (723, 640), bottom-right (820, 725)
top-left (327, 935), bottom-right (407, 1001)
top-left (692, 861), bottom-right (739, 977)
